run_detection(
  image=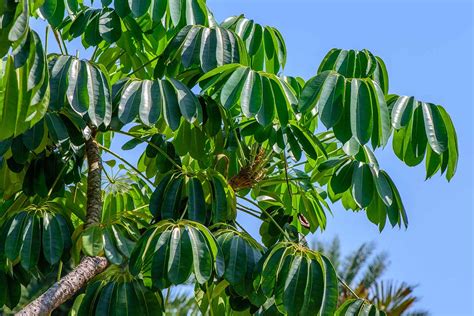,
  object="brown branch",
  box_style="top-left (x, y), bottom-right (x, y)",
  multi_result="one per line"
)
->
top-left (17, 136), bottom-right (109, 315)
top-left (16, 257), bottom-right (108, 316)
